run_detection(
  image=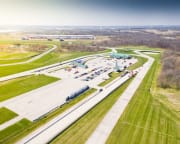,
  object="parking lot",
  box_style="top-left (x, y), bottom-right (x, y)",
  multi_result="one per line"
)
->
top-left (47, 56), bottom-right (137, 86)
